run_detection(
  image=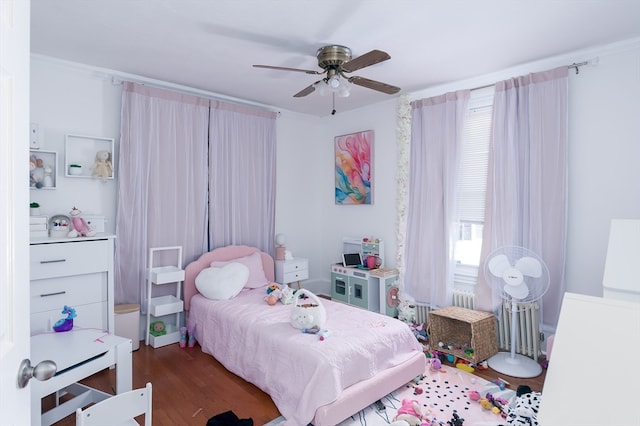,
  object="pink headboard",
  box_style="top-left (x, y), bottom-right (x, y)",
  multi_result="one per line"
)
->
top-left (184, 245), bottom-right (275, 311)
